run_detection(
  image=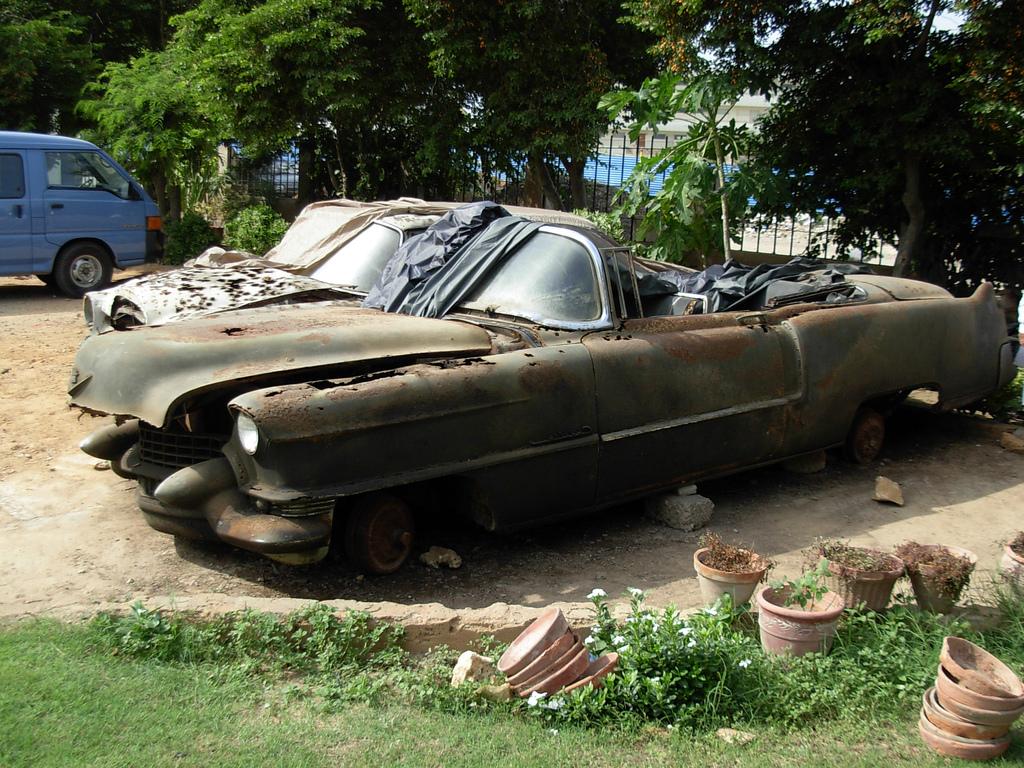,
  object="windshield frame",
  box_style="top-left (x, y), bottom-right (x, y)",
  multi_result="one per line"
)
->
top-left (306, 220), bottom-right (411, 294)
top-left (454, 225), bottom-right (614, 332)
